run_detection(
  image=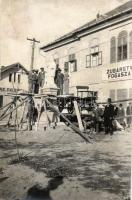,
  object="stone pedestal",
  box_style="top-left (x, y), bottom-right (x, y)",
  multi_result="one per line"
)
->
top-left (40, 87), bottom-right (58, 96)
